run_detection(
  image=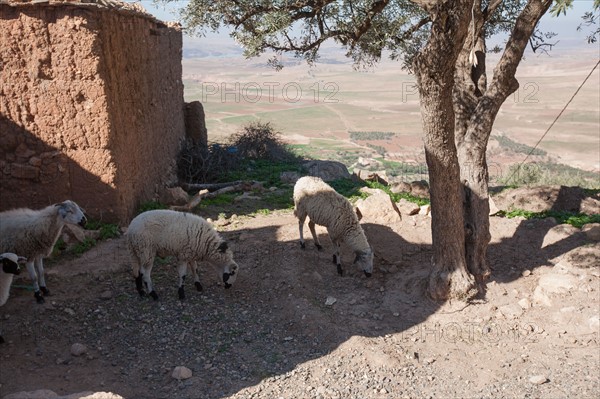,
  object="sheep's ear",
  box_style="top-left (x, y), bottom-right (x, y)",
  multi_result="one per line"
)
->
top-left (217, 241), bottom-right (228, 253)
top-left (56, 203), bottom-right (67, 217)
top-left (355, 207), bottom-right (363, 221)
